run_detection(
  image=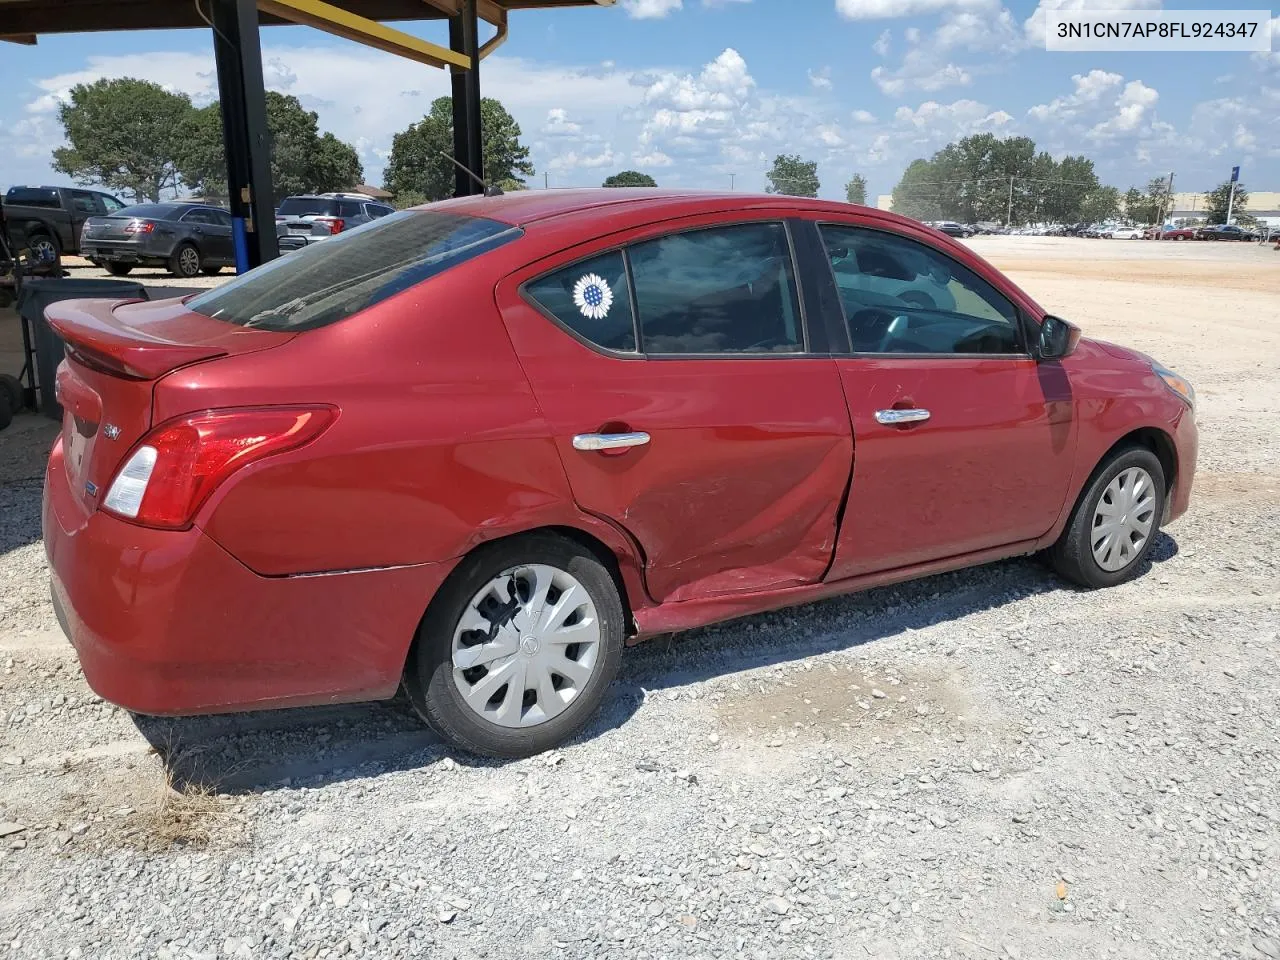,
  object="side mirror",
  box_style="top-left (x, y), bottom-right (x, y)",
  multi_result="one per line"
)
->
top-left (1037, 314), bottom-right (1081, 361)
